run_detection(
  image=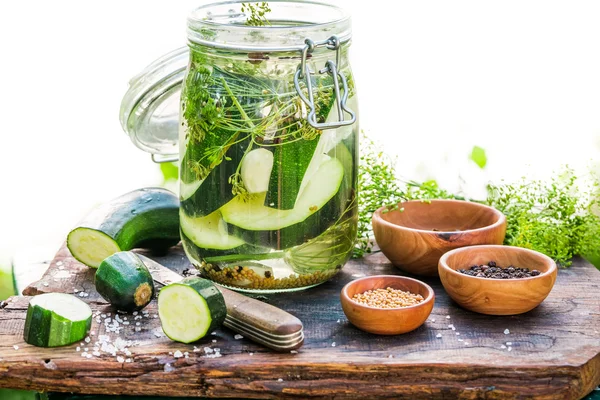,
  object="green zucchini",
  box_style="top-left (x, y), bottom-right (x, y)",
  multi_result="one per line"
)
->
top-left (222, 157), bottom-right (344, 230)
top-left (265, 137), bottom-right (319, 210)
top-left (23, 293), bottom-right (92, 347)
top-left (180, 209), bottom-right (245, 251)
top-left (95, 251), bottom-right (155, 311)
top-left (158, 277), bottom-right (226, 343)
top-left (66, 188), bottom-right (180, 268)
top-left (0, 259), bottom-right (16, 301)
top-left (180, 134), bottom-right (249, 217)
